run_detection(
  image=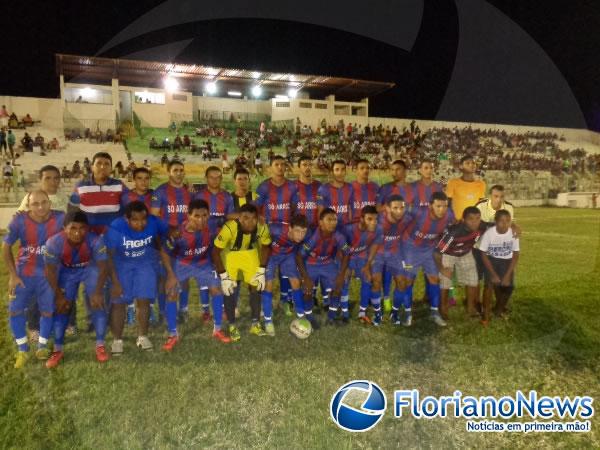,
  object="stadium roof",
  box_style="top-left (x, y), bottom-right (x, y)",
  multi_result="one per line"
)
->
top-left (55, 54), bottom-right (395, 101)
